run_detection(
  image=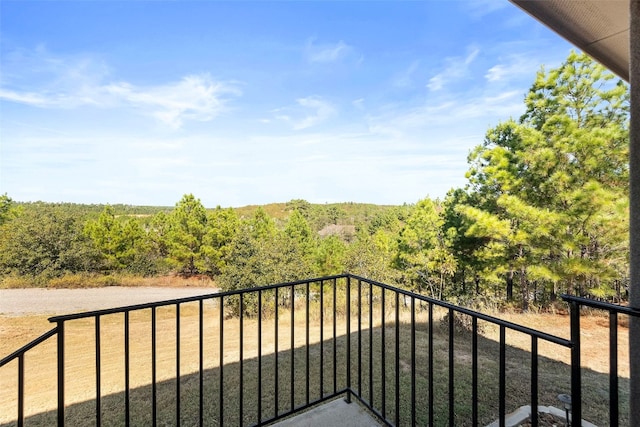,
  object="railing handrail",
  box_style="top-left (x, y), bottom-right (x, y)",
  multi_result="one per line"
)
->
top-left (0, 327), bottom-right (58, 368)
top-left (46, 273), bottom-right (572, 348)
top-left (350, 274), bottom-right (572, 347)
top-left (562, 293), bottom-right (640, 316)
top-left (6, 274), bottom-right (636, 426)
